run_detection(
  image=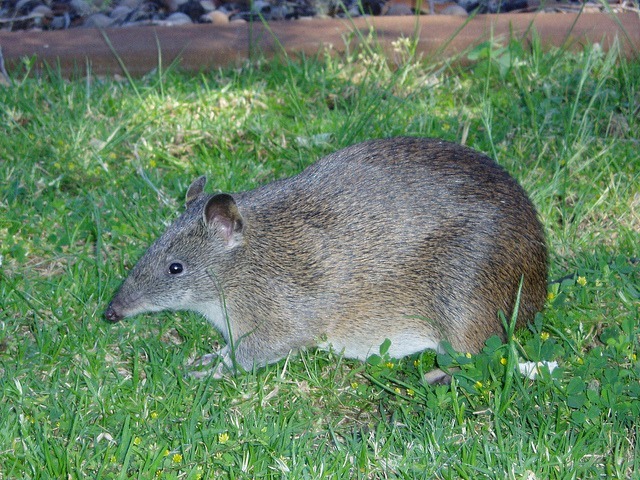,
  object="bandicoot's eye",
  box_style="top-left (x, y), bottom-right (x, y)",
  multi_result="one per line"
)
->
top-left (168, 262), bottom-right (184, 275)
